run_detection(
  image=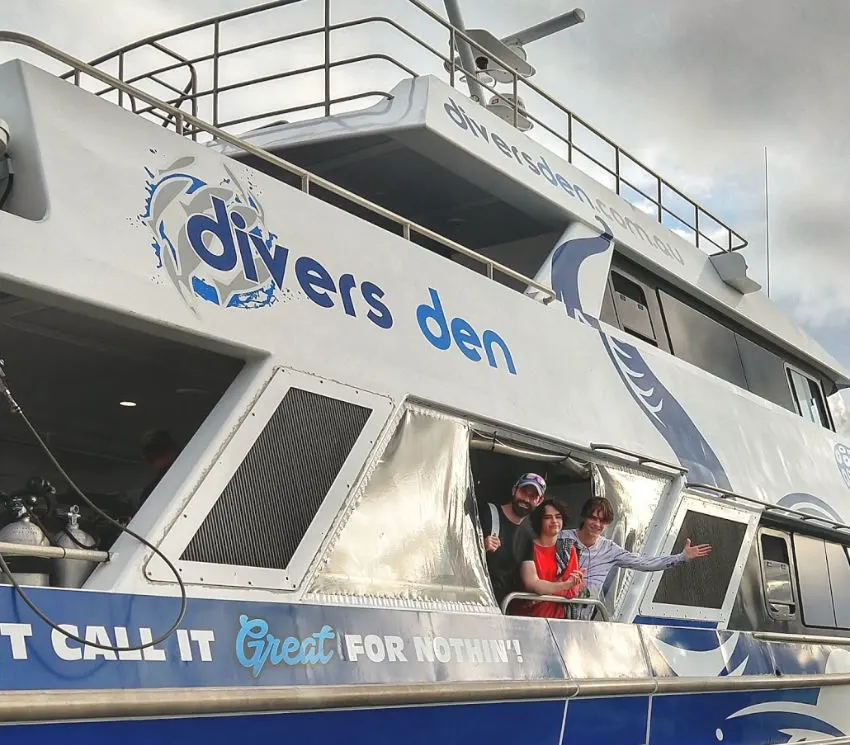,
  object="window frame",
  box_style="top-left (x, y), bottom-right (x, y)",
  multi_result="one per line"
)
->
top-left (756, 527), bottom-right (798, 622)
top-left (609, 270), bottom-right (659, 346)
top-left (785, 362), bottom-right (834, 431)
top-left (144, 366), bottom-right (396, 592)
top-left (637, 492), bottom-right (760, 624)
top-left (792, 533), bottom-right (838, 629)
